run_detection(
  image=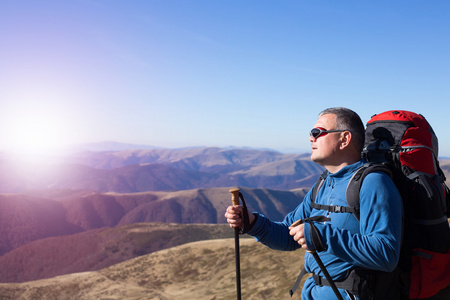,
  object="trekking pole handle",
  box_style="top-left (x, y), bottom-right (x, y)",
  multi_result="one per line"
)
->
top-left (291, 219), bottom-right (302, 227)
top-left (291, 220), bottom-right (318, 254)
top-left (229, 188), bottom-right (241, 206)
